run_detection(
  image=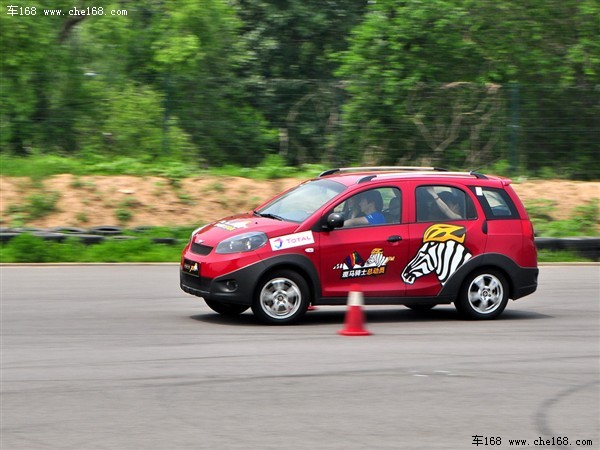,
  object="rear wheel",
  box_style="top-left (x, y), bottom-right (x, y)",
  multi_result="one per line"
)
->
top-left (204, 299), bottom-right (250, 317)
top-left (252, 270), bottom-right (309, 325)
top-left (455, 269), bottom-right (509, 320)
